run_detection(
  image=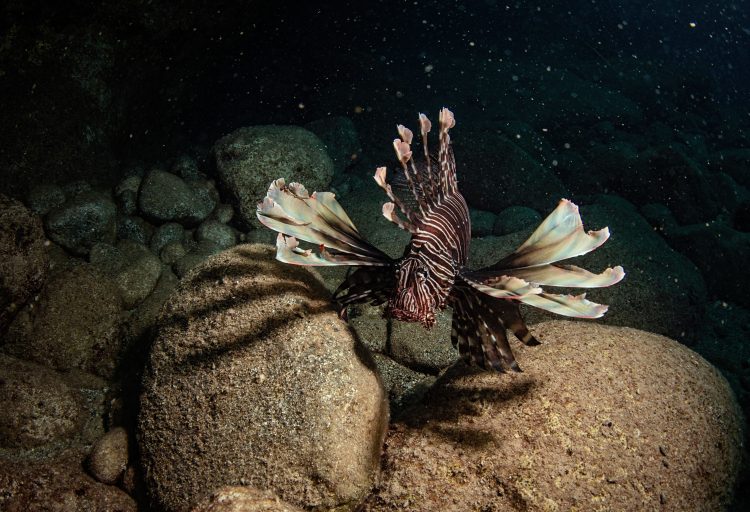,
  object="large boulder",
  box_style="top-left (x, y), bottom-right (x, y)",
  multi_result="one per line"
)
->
top-left (363, 321), bottom-right (743, 511)
top-left (212, 126), bottom-right (334, 228)
top-left (138, 244), bottom-right (388, 512)
top-left (0, 194), bottom-right (49, 335)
